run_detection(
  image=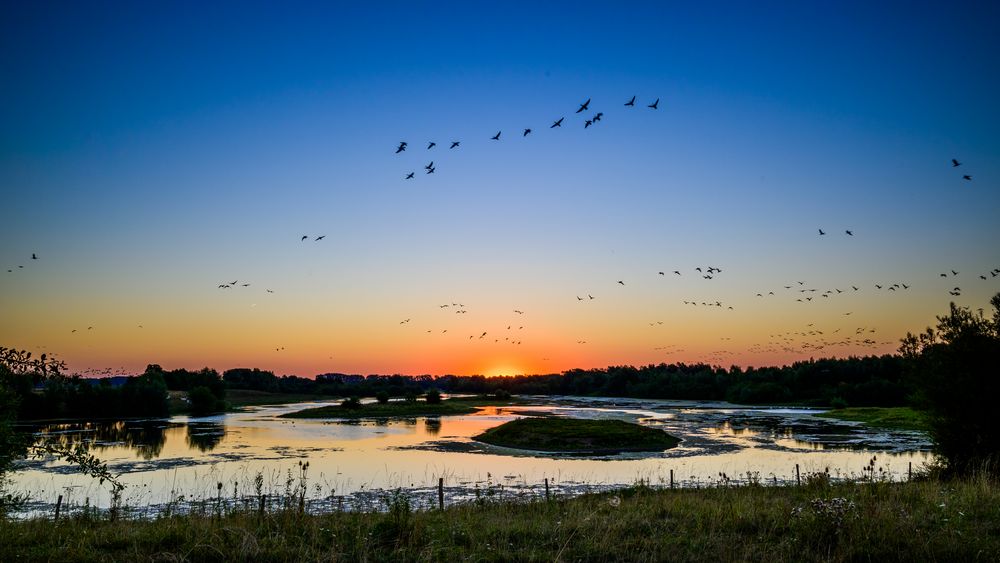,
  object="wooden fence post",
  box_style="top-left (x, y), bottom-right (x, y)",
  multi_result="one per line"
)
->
top-left (545, 478), bottom-right (550, 501)
top-left (795, 464), bottom-right (801, 486)
top-left (54, 494), bottom-right (63, 522)
top-left (670, 469), bottom-right (674, 489)
top-left (438, 477), bottom-right (444, 510)
top-left (908, 462), bottom-right (912, 481)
